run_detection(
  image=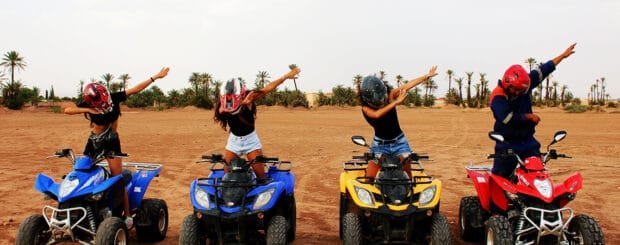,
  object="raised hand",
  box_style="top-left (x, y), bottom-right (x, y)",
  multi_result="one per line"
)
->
top-left (152, 67), bottom-right (170, 80)
top-left (394, 89), bottom-right (408, 104)
top-left (284, 67), bottom-right (301, 80)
